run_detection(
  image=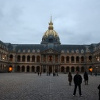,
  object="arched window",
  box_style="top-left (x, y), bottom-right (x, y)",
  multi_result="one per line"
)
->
top-left (89, 56), bottom-right (92, 62)
top-left (9, 54), bottom-right (13, 61)
top-left (32, 66), bottom-right (35, 72)
top-left (17, 66), bottom-right (20, 72)
top-left (76, 66), bottom-right (79, 71)
top-left (71, 66), bottom-right (74, 72)
top-left (61, 66), bottom-right (64, 73)
top-left (27, 66), bottom-right (30, 72)
top-left (22, 66), bottom-right (25, 72)
top-left (37, 56), bottom-right (40, 62)
top-left (36, 66), bottom-right (40, 72)
top-left (76, 56), bottom-right (79, 63)
top-left (55, 55), bottom-right (58, 62)
top-left (66, 56), bottom-right (69, 63)
top-left (71, 56), bottom-right (74, 63)
top-left (81, 66), bottom-right (84, 72)
top-left (43, 55), bottom-right (46, 62)
top-left (17, 55), bottom-right (20, 62)
top-left (22, 55), bottom-right (25, 62)
top-left (48, 55), bottom-right (52, 62)
top-left (61, 56), bottom-right (64, 63)
top-left (32, 55), bottom-right (35, 62)
top-left (66, 66), bottom-right (69, 72)
top-left (27, 55), bottom-right (30, 62)
top-left (81, 56), bottom-right (84, 63)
